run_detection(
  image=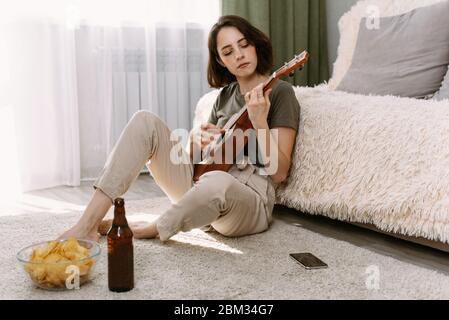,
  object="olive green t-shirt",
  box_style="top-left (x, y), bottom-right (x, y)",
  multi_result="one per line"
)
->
top-left (208, 80), bottom-right (300, 131)
top-left (207, 80), bottom-right (300, 167)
